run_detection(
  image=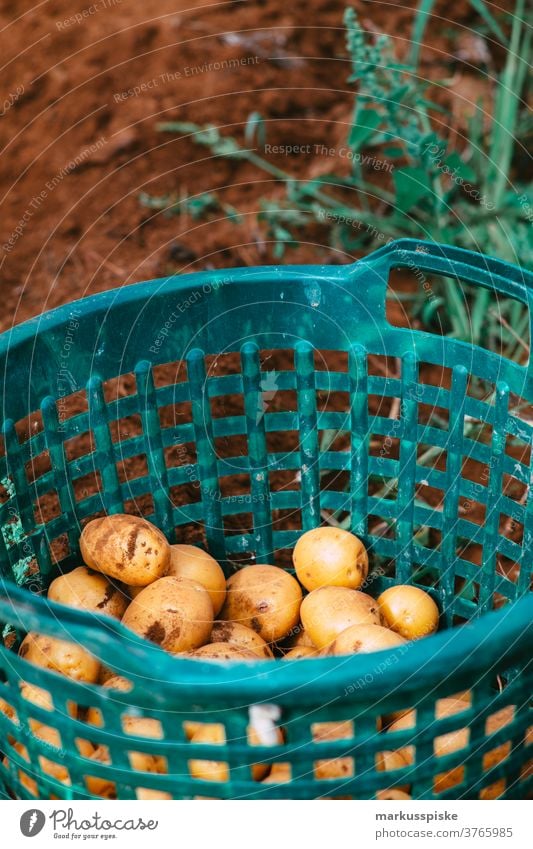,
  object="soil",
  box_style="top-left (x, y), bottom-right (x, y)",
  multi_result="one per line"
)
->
top-left (0, 0), bottom-right (489, 328)
top-left (0, 1), bottom-right (525, 583)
